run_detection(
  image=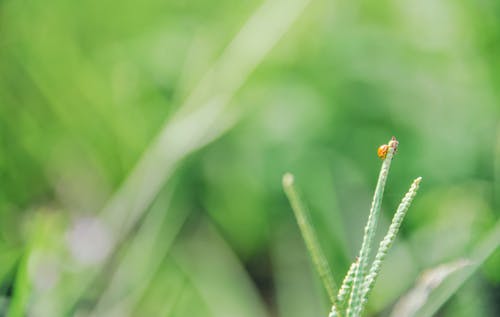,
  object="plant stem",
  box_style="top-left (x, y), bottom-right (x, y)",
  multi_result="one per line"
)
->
top-left (346, 137), bottom-right (397, 317)
top-left (283, 173), bottom-right (338, 307)
top-left (330, 259), bottom-right (358, 317)
top-left (360, 177), bottom-right (422, 309)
